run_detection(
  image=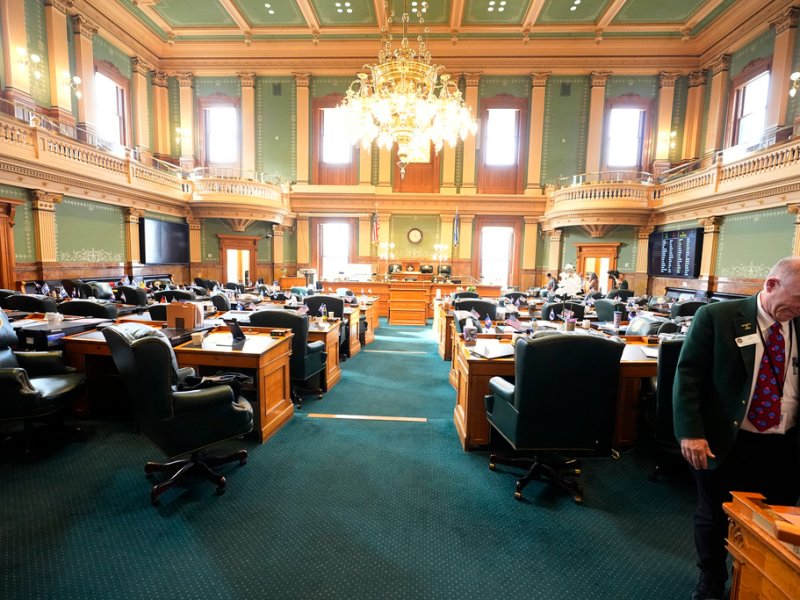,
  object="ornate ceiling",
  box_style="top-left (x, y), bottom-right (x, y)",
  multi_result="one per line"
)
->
top-left (73, 0), bottom-right (792, 73)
